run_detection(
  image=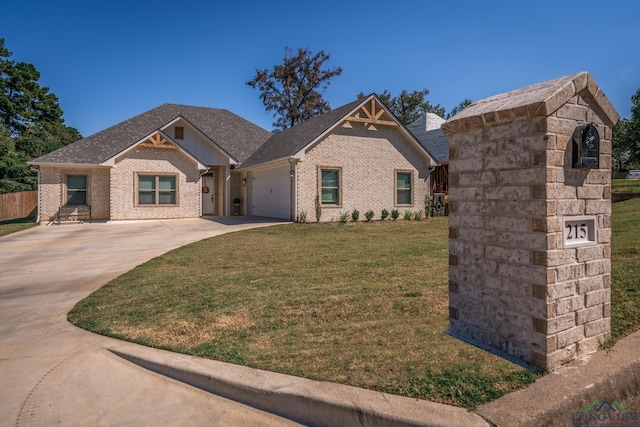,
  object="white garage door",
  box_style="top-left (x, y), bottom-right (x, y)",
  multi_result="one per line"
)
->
top-left (250, 165), bottom-right (291, 220)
